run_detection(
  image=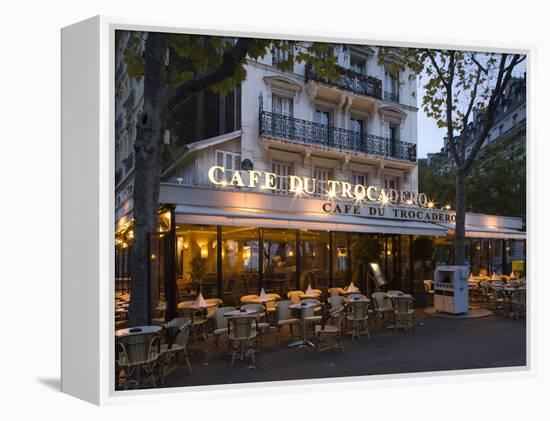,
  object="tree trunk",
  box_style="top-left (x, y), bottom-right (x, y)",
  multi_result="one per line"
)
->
top-left (454, 168), bottom-right (467, 266)
top-left (128, 33), bottom-right (166, 327)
